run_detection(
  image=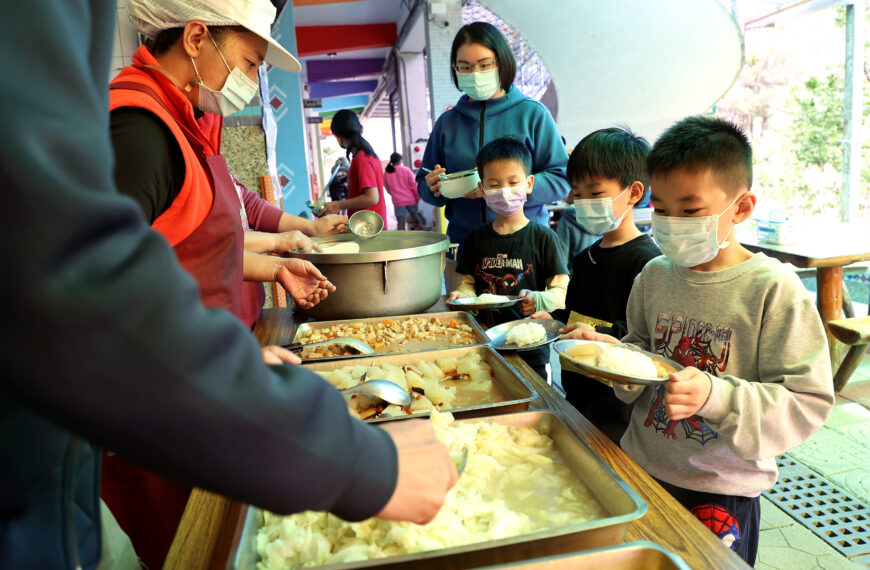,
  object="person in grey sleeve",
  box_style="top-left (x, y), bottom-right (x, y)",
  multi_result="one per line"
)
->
top-left (0, 1), bottom-right (456, 568)
top-left (583, 116), bottom-right (834, 566)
